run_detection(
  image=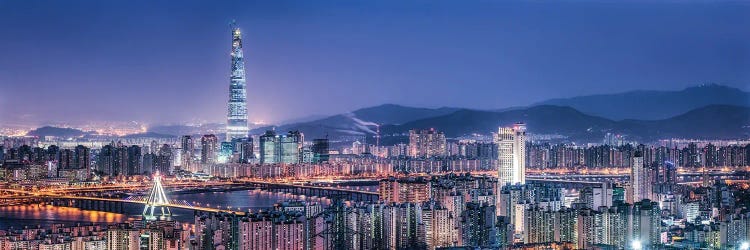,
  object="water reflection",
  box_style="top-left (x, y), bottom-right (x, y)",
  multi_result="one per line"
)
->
top-left (171, 188), bottom-right (331, 211)
top-left (0, 205), bottom-right (132, 229)
top-left (0, 189), bottom-right (330, 229)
